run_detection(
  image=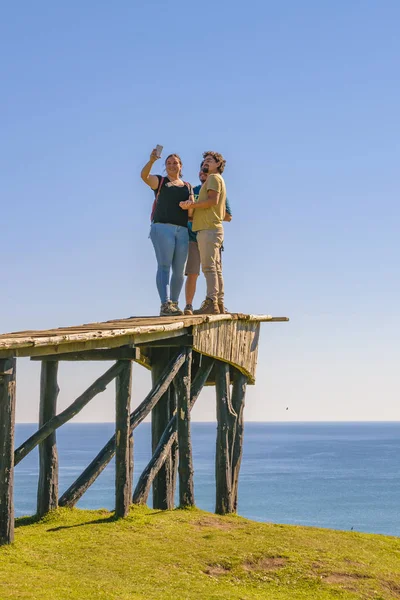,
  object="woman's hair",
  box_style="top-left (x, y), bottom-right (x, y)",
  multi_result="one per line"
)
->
top-left (202, 150), bottom-right (226, 173)
top-left (165, 153), bottom-right (183, 177)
